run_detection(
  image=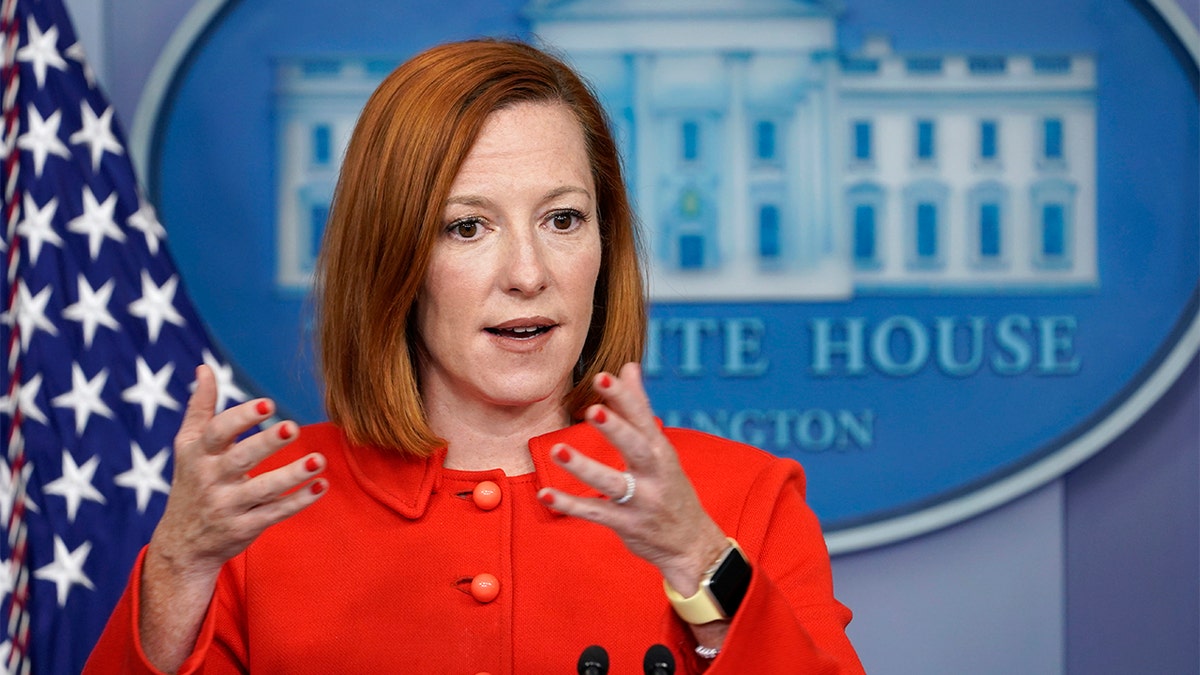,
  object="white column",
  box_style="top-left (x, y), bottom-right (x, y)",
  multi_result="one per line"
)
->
top-left (725, 53), bottom-right (750, 276)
